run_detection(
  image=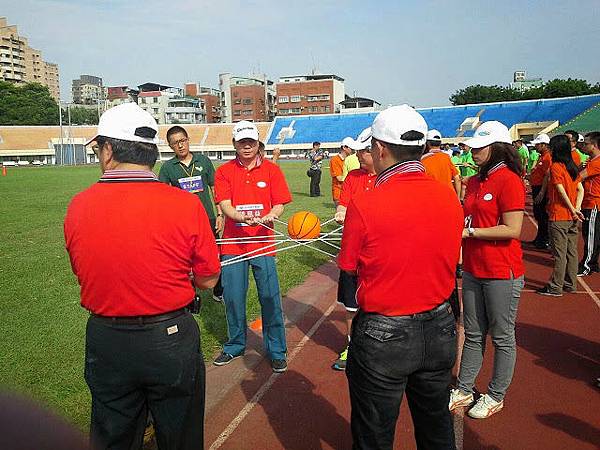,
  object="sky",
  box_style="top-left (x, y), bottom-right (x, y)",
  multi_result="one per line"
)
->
top-left (2, 0), bottom-right (600, 107)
